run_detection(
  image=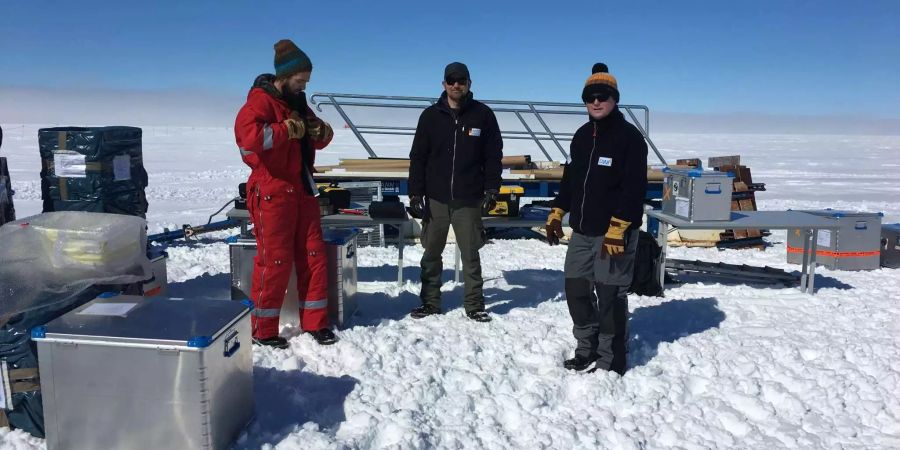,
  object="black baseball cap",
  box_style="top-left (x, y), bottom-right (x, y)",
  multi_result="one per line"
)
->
top-left (444, 62), bottom-right (470, 80)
